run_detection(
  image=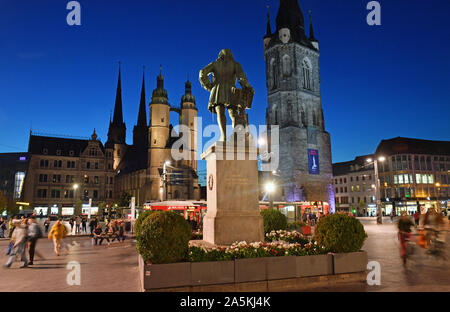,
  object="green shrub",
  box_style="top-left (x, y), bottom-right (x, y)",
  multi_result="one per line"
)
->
top-left (136, 211), bottom-right (191, 264)
top-left (286, 221), bottom-right (307, 231)
top-left (134, 210), bottom-right (155, 236)
top-left (260, 209), bottom-right (287, 234)
top-left (314, 214), bottom-right (367, 253)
